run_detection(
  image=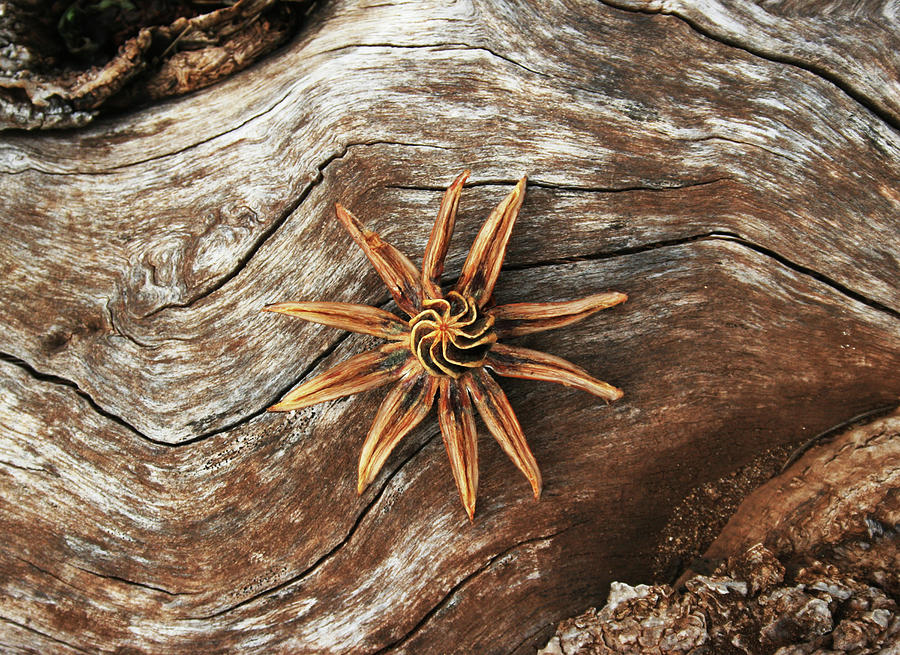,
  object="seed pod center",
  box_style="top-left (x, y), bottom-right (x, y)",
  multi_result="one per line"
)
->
top-left (409, 291), bottom-right (497, 377)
